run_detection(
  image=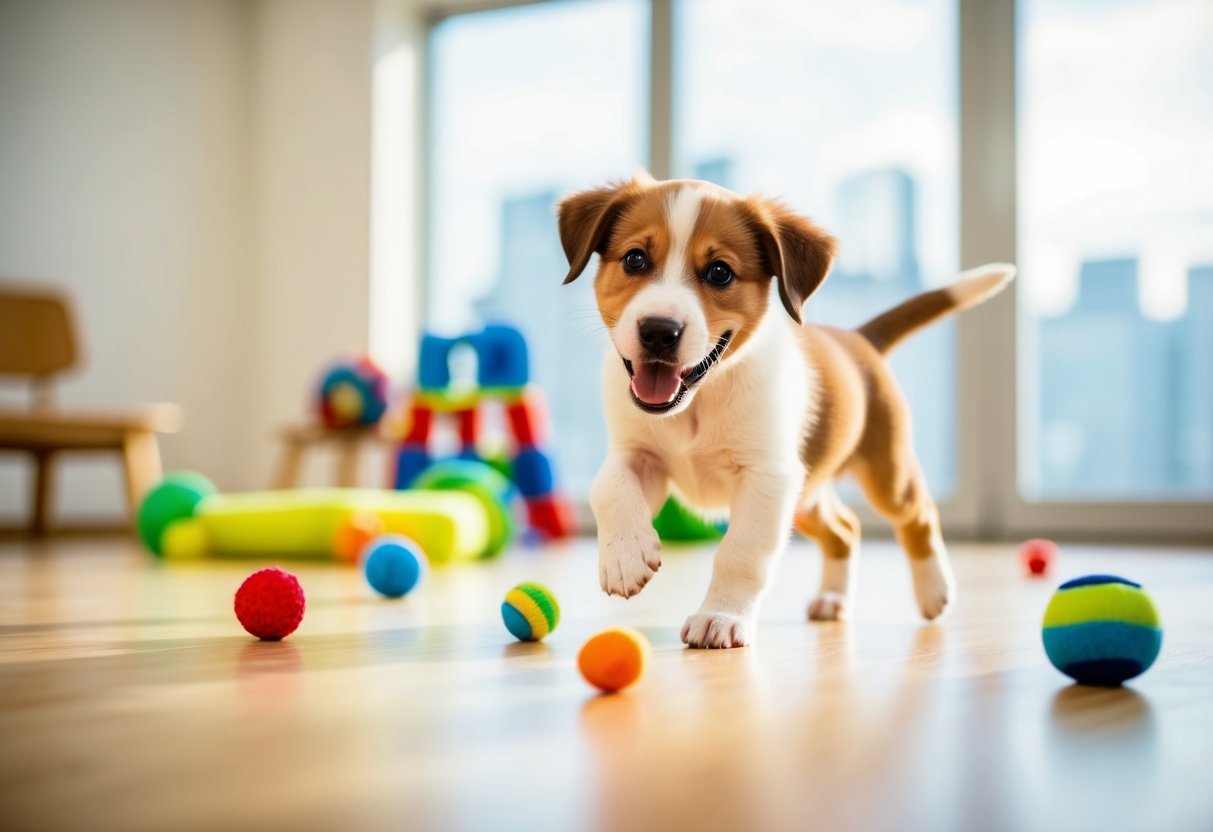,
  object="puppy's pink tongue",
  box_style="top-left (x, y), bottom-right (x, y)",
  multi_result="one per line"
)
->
top-left (631, 361), bottom-right (682, 405)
